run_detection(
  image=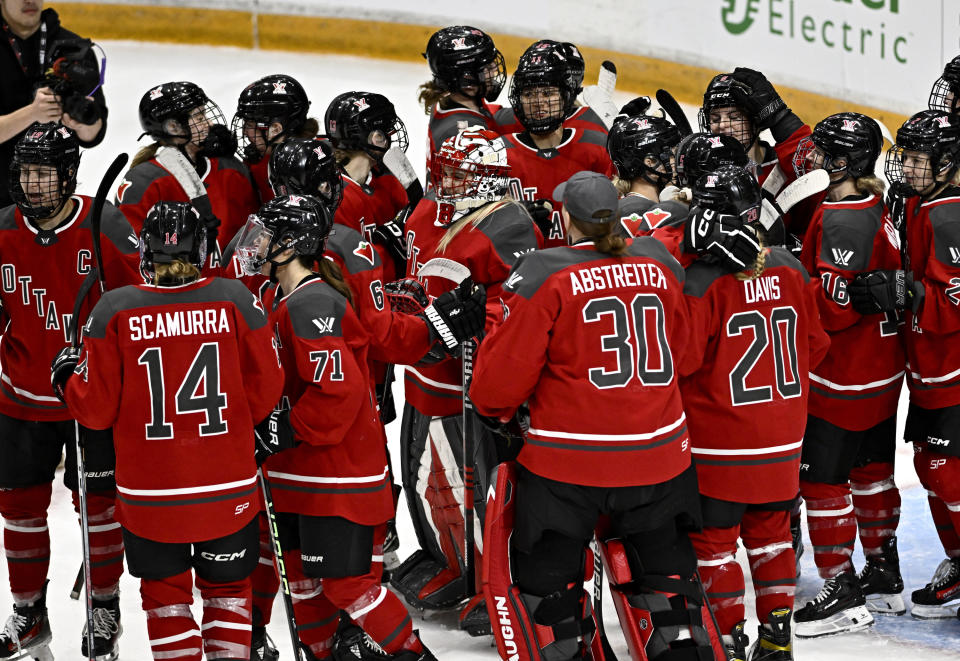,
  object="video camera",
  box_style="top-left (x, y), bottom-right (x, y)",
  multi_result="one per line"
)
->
top-left (41, 38), bottom-right (105, 126)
